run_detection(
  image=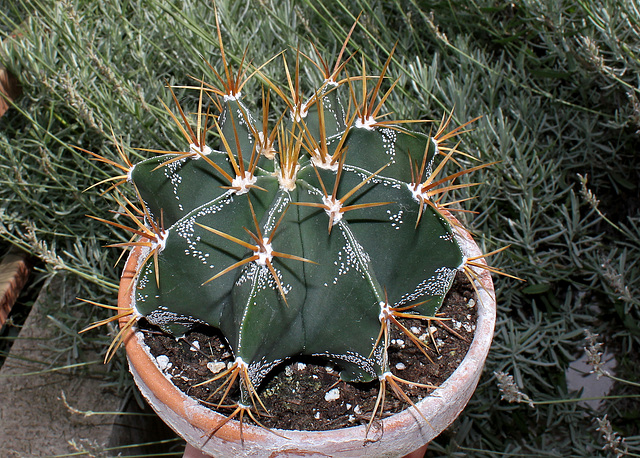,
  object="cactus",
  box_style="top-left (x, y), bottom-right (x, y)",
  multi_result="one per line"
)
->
top-left (84, 23), bottom-right (503, 432)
